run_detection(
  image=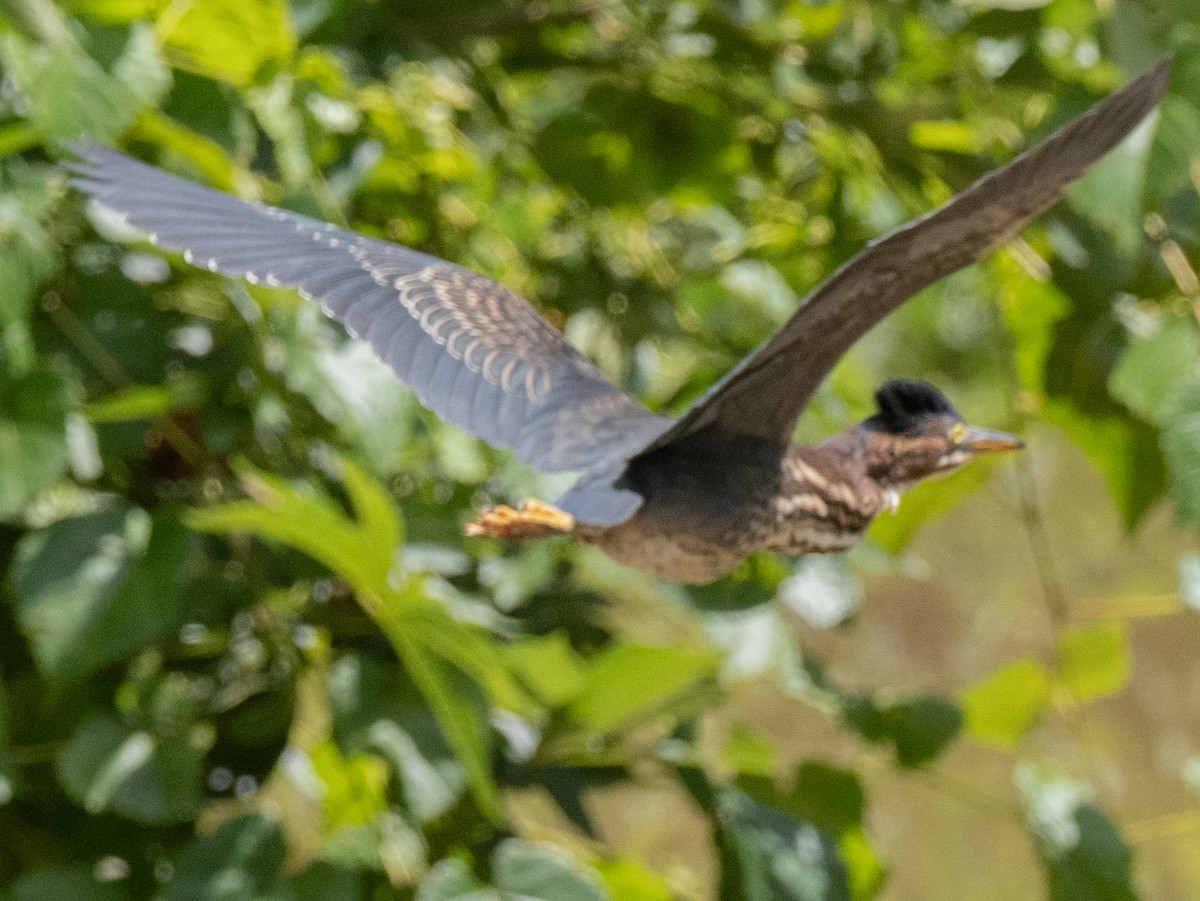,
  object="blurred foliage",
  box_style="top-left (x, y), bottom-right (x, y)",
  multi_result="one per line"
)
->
top-left (0, 0), bottom-right (1198, 899)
